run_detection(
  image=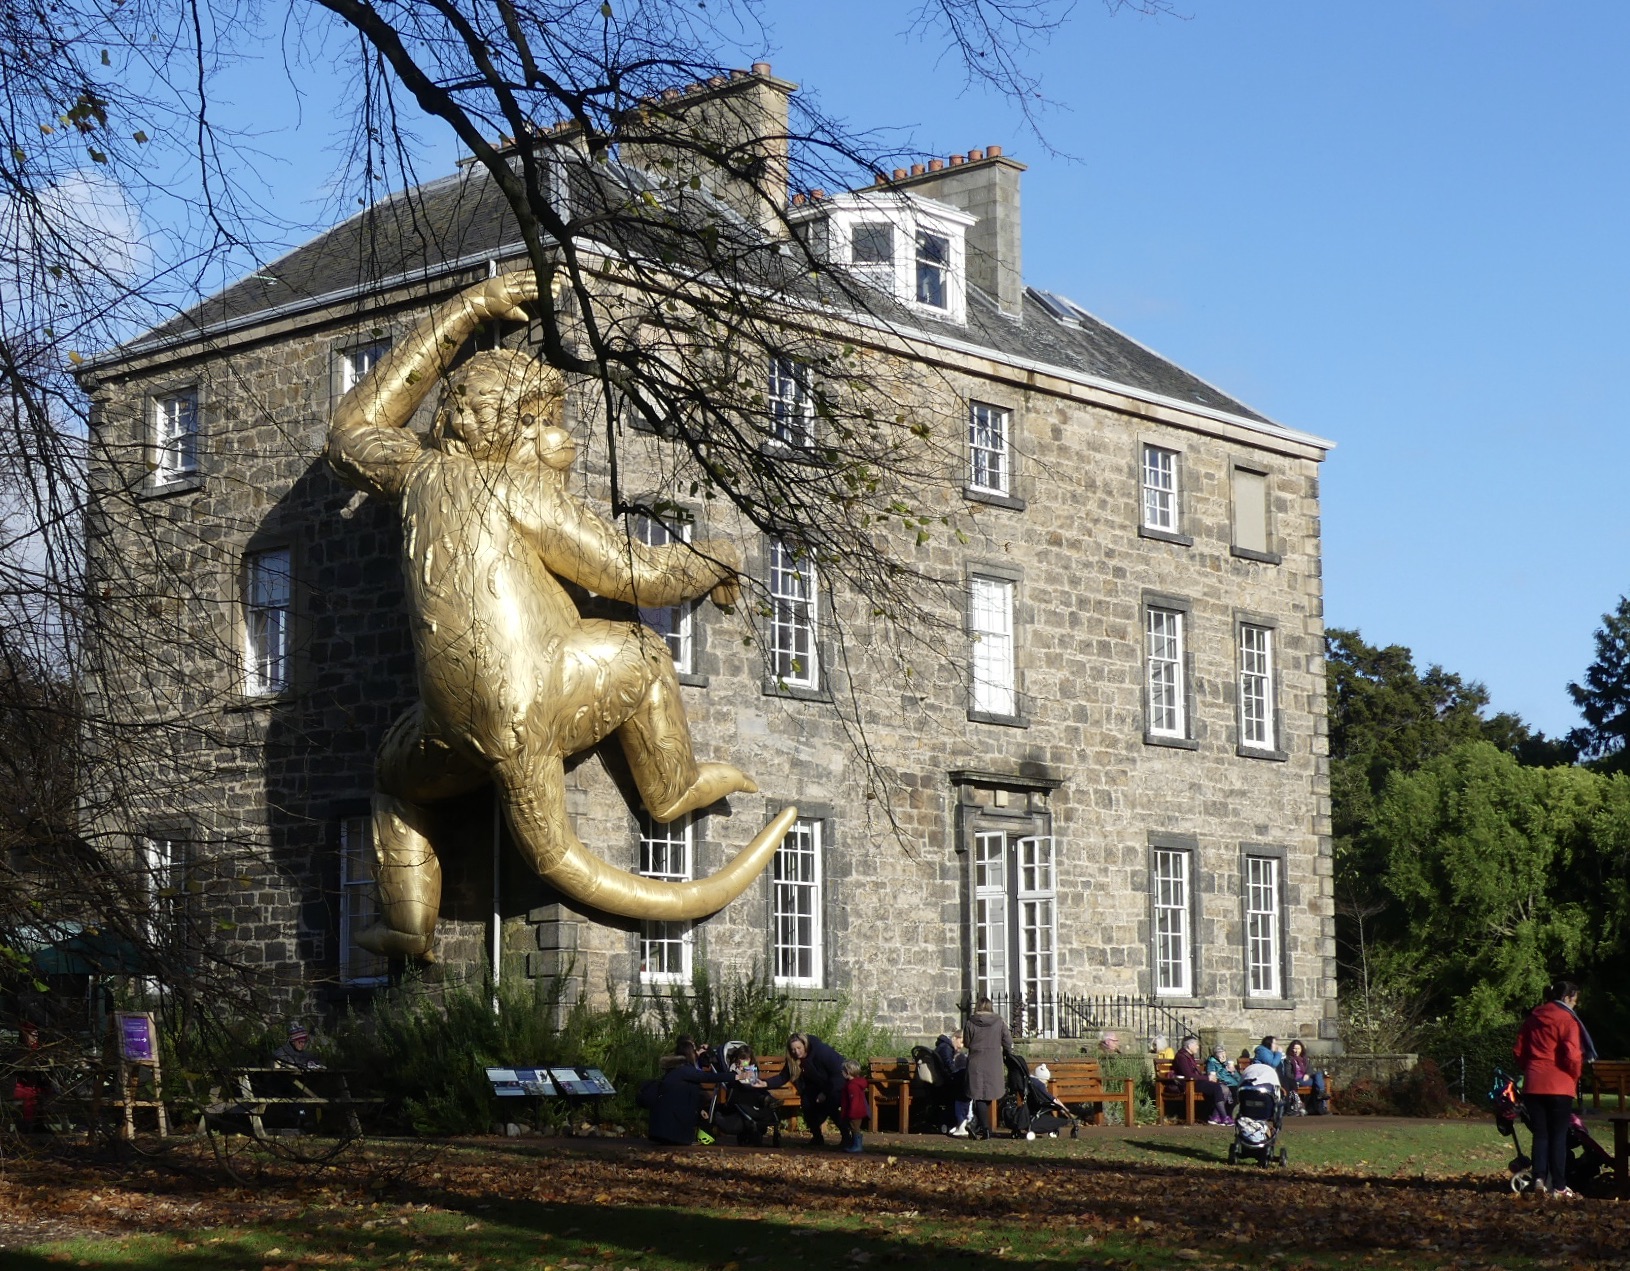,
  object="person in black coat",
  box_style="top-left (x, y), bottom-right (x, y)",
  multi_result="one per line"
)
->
top-left (765, 1032), bottom-right (850, 1148)
top-left (648, 1036), bottom-right (717, 1146)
